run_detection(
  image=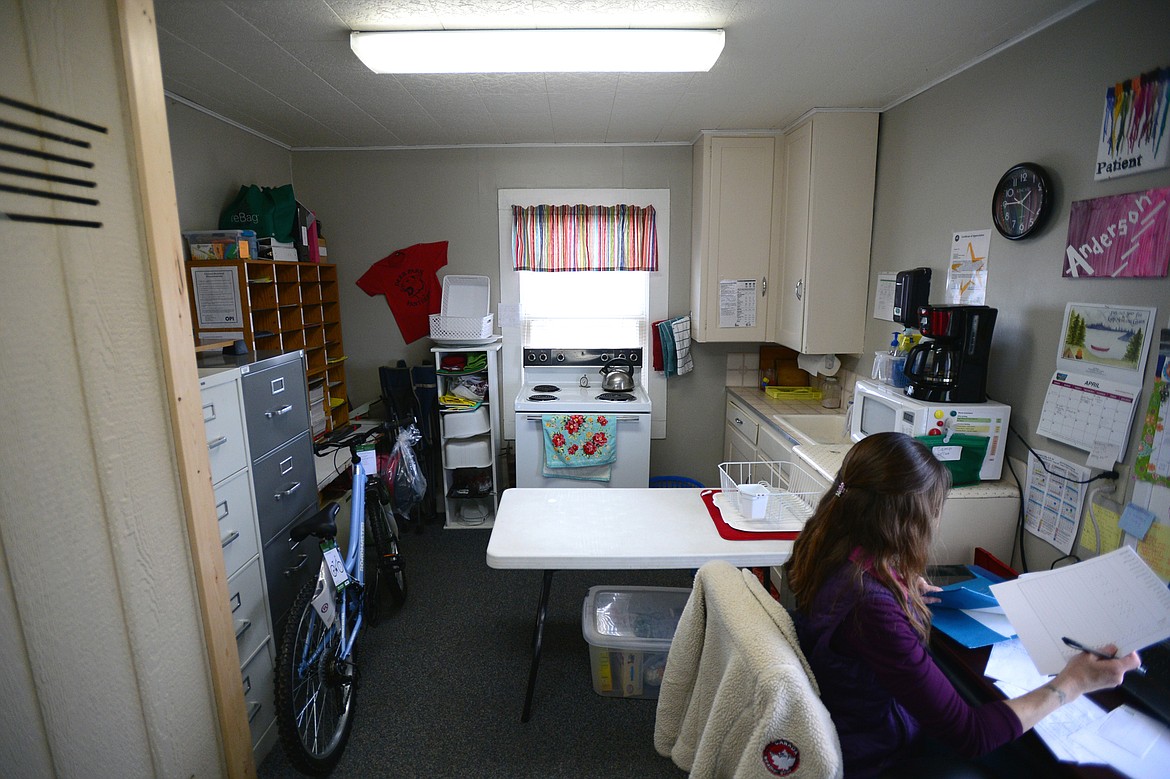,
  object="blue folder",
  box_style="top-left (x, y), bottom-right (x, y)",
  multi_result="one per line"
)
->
top-left (929, 565), bottom-right (1016, 648)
